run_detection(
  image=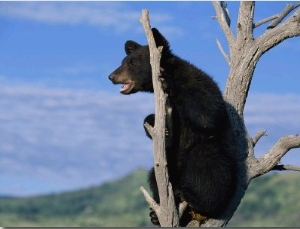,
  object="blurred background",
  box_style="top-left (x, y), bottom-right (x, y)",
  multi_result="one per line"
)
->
top-left (0, 1), bottom-right (299, 226)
